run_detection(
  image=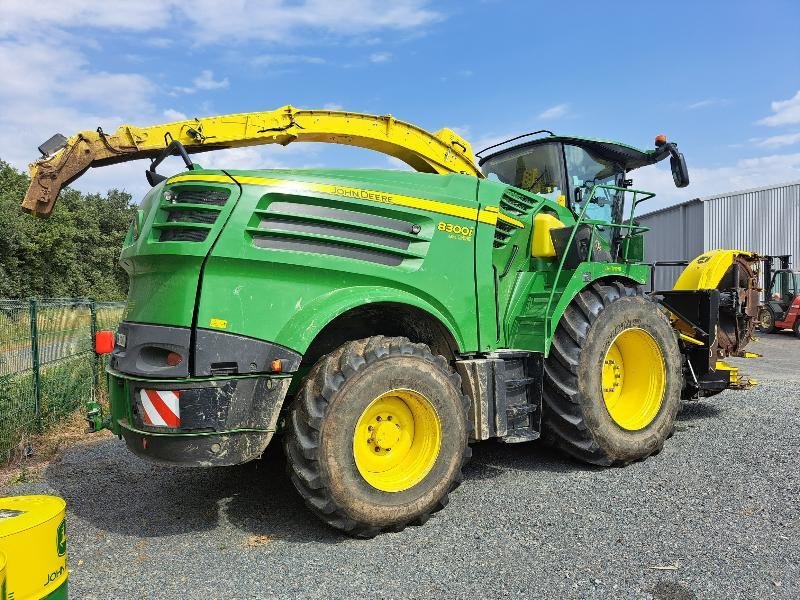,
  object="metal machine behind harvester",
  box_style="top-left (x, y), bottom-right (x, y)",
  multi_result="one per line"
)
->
top-left (758, 255), bottom-right (800, 337)
top-left (23, 106), bottom-right (762, 536)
